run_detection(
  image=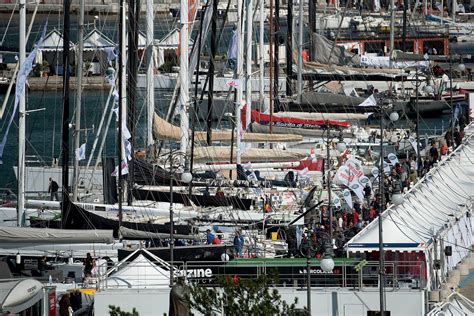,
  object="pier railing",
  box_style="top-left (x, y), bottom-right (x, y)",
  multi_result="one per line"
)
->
top-left (96, 259), bottom-right (426, 291)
